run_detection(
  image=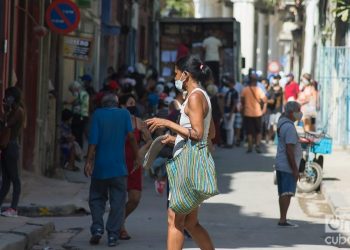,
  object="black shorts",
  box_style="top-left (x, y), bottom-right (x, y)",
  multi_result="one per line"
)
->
top-left (244, 116), bottom-right (262, 135)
